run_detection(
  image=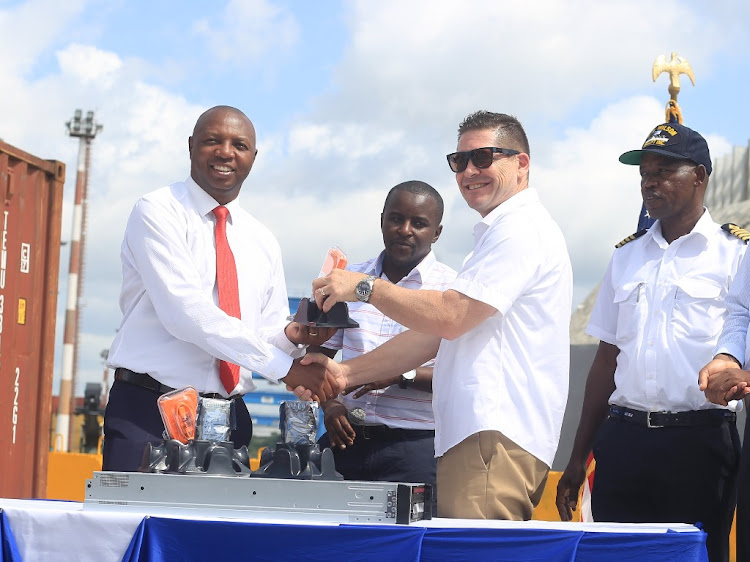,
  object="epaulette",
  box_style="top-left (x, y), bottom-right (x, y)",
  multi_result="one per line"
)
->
top-left (615, 229), bottom-right (647, 248)
top-left (721, 223), bottom-right (750, 244)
